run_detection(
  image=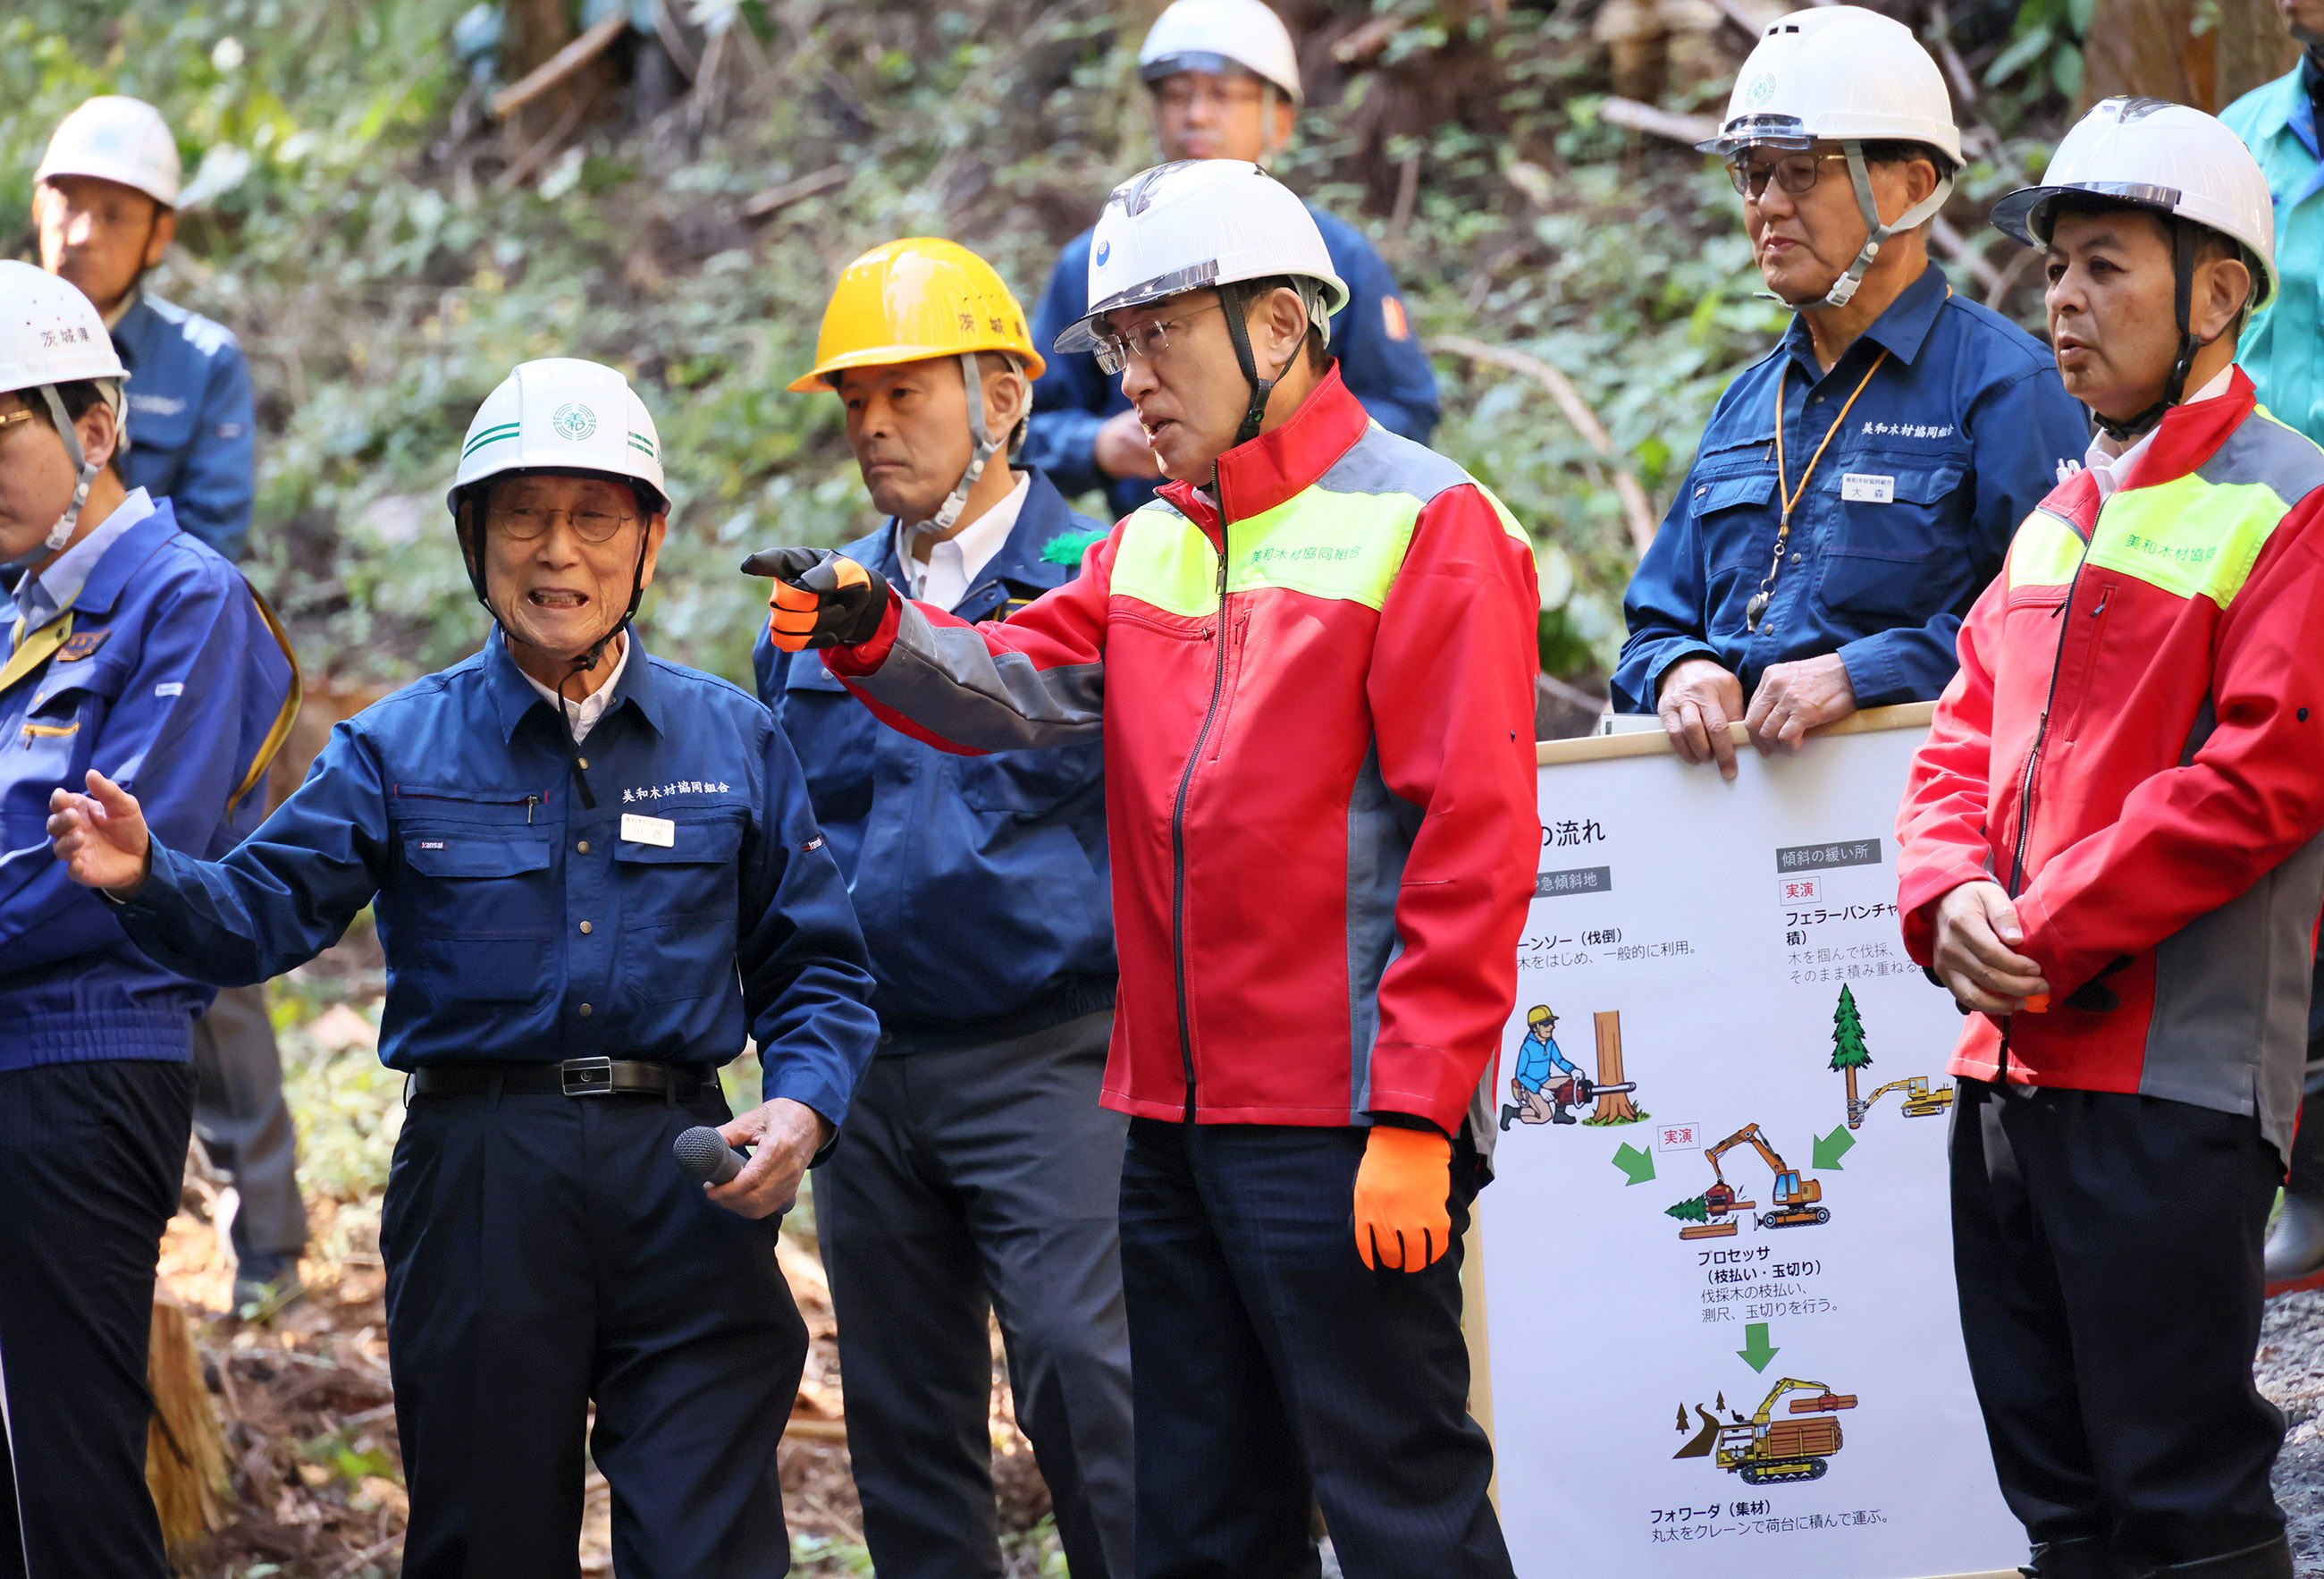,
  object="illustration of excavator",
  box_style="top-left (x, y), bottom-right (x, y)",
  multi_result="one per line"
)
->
top-left (1846, 1074), bottom-right (1955, 1130)
top-left (1674, 1378), bottom-right (1857, 1484)
top-left (1702, 1123), bottom-right (1830, 1231)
